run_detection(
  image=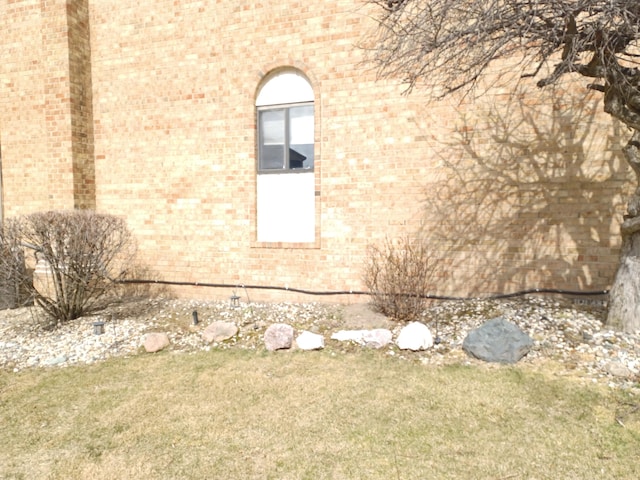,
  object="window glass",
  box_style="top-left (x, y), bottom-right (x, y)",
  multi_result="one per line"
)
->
top-left (289, 105), bottom-right (314, 169)
top-left (258, 104), bottom-right (314, 171)
top-left (259, 109), bottom-right (286, 170)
